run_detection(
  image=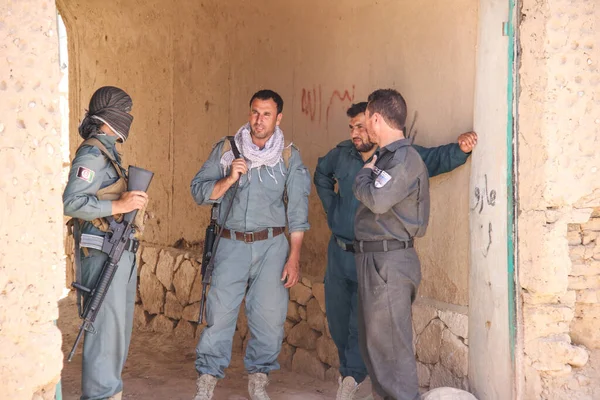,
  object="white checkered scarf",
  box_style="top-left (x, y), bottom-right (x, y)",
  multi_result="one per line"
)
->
top-left (220, 123), bottom-right (287, 183)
